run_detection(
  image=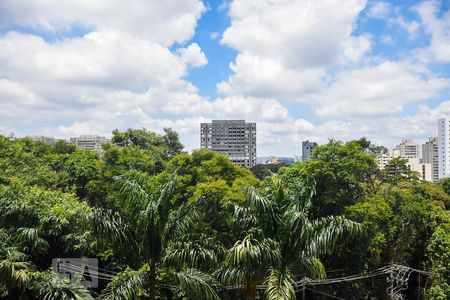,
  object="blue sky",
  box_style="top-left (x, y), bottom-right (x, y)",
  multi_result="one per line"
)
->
top-left (0, 0), bottom-right (449, 156)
